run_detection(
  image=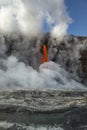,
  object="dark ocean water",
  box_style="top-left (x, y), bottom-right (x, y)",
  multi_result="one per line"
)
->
top-left (0, 107), bottom-right (87, 130)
